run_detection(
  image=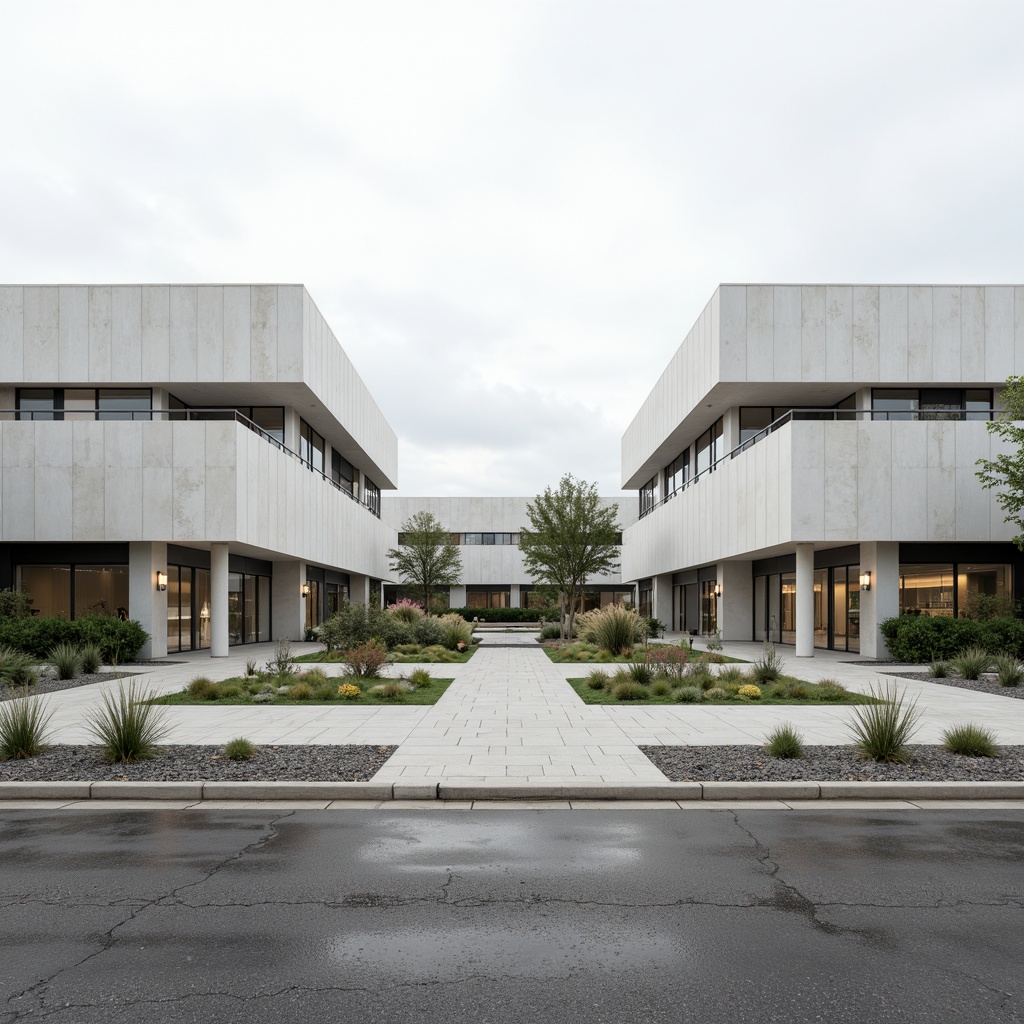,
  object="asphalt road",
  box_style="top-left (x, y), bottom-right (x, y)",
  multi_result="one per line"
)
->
top-left (1, 808), bottom-right (1022, 1023)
